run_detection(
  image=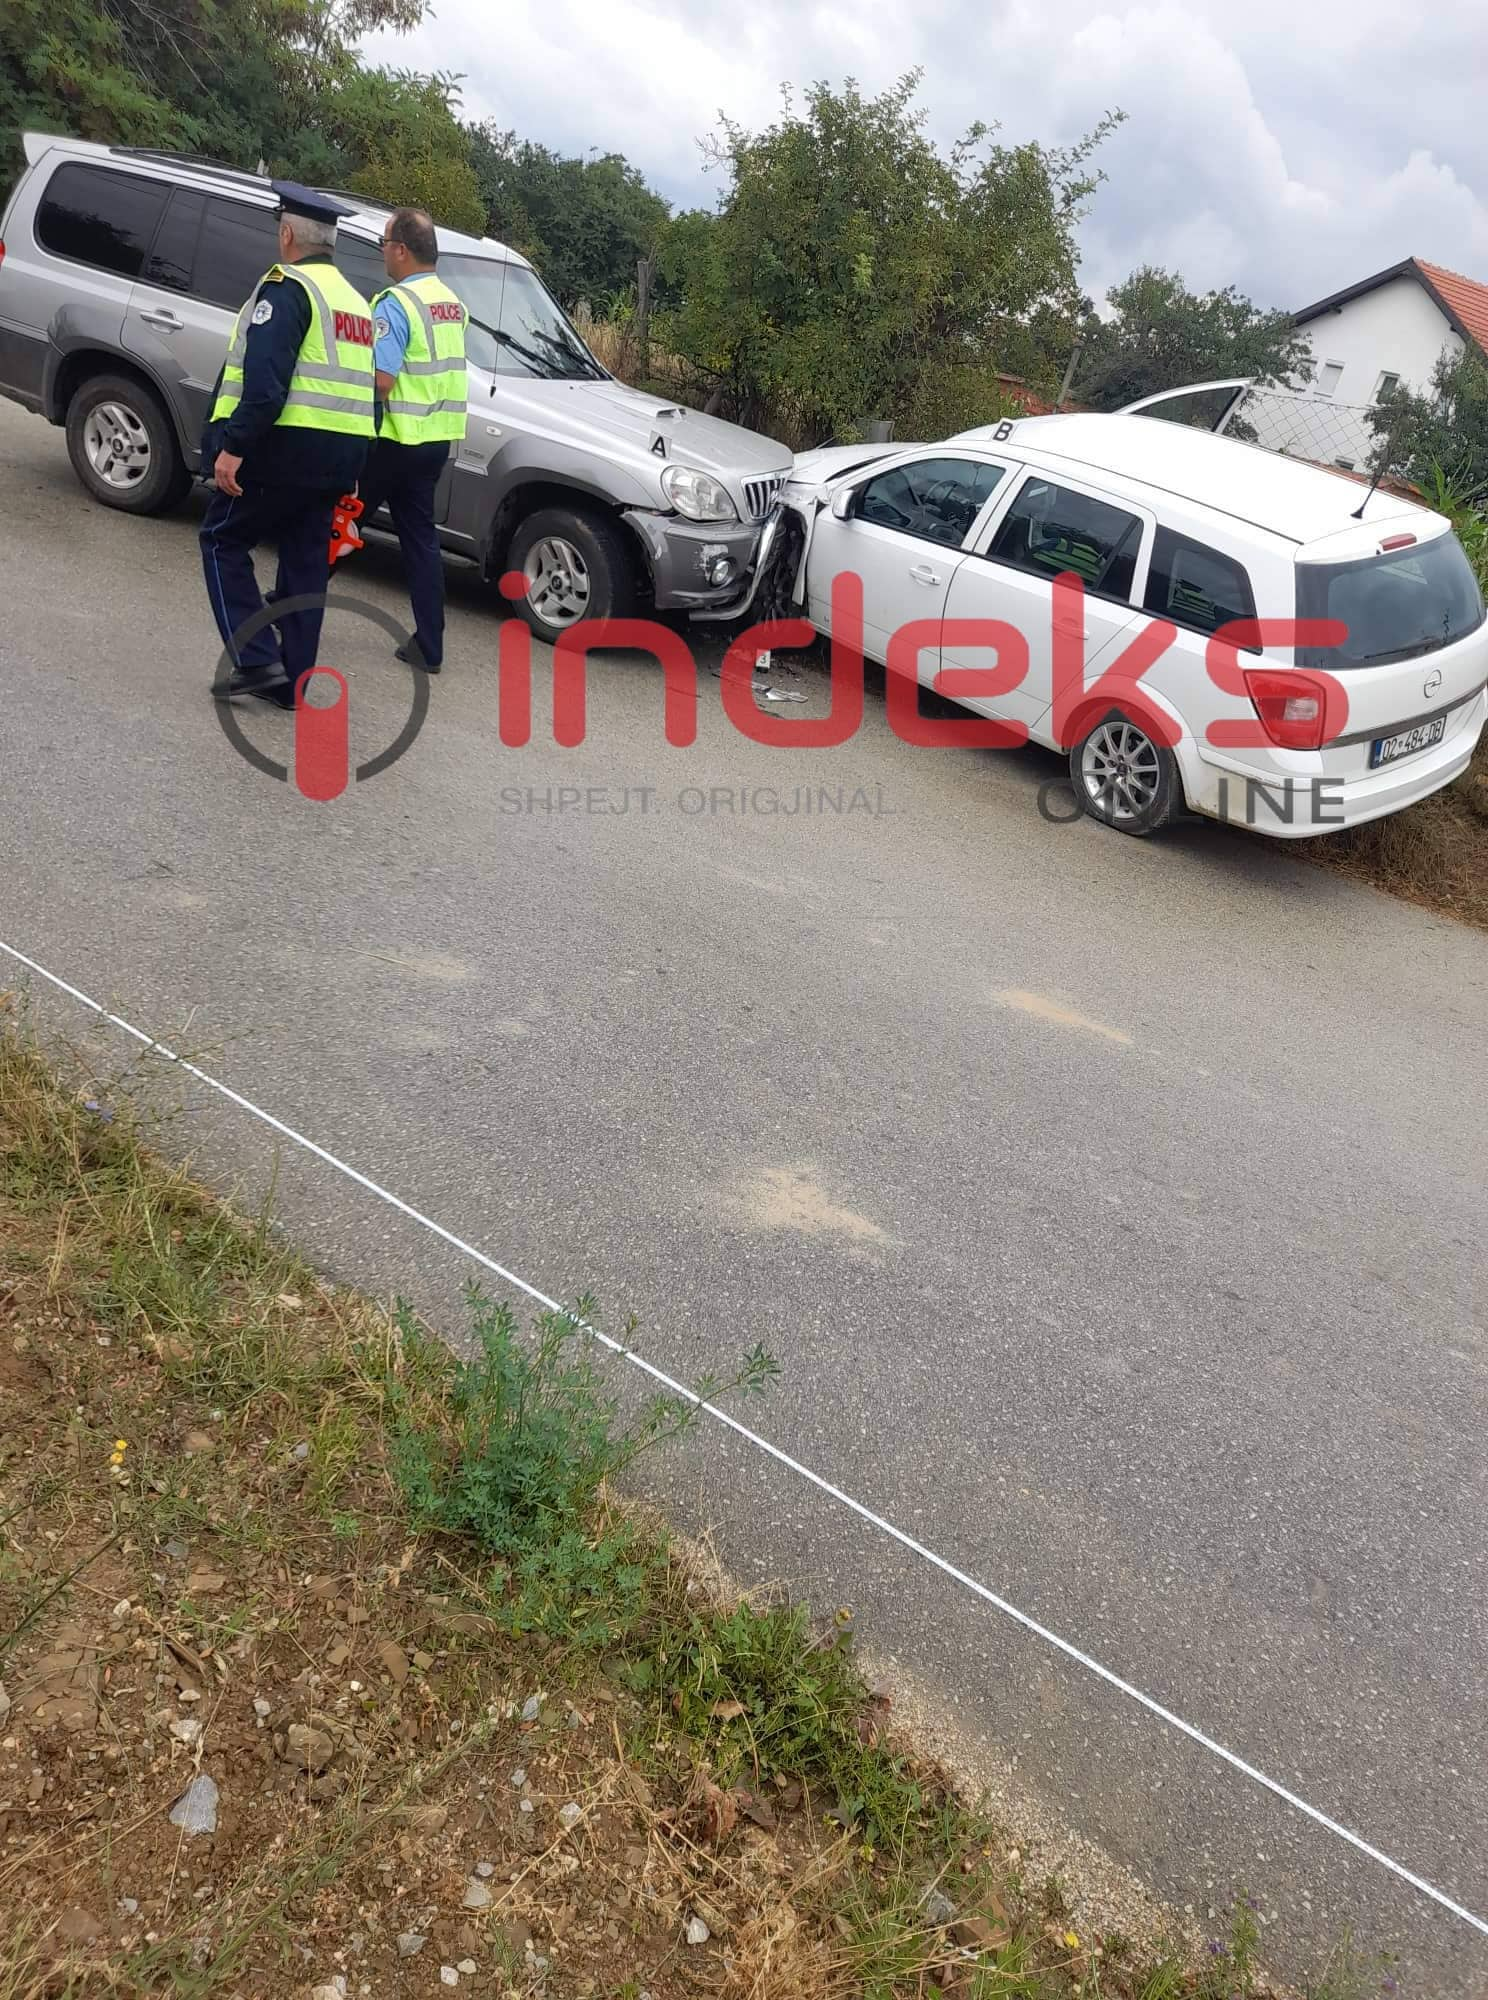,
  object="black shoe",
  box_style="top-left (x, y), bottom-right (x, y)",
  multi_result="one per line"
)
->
top-left (246, 684), bottom-right (296, 710)
top-left (213, 666), bottom-right (291, 703)
top-left (395, 640), bottom-right (441, 674)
